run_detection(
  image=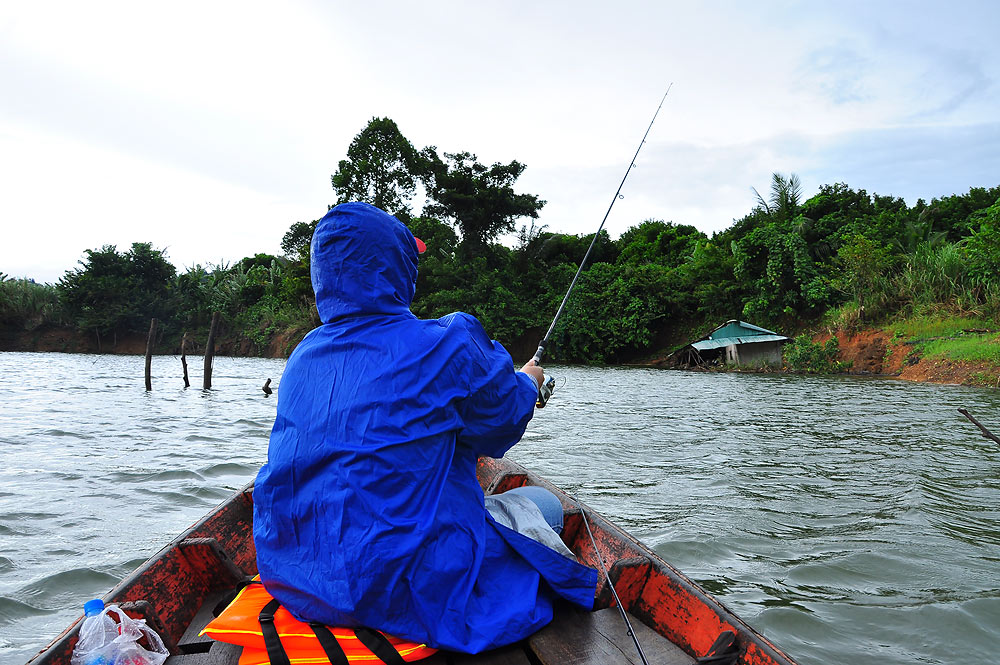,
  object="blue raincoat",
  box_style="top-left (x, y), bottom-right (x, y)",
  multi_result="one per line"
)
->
top-left (253, 202), bottom-right (597, 653)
